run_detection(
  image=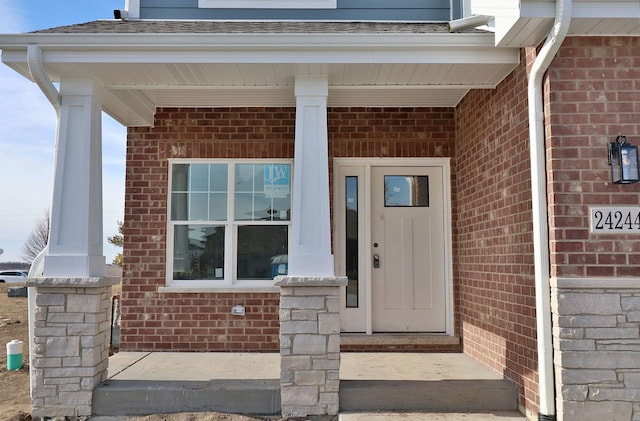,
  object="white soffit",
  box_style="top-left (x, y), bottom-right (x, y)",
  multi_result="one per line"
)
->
top-left (471, 0), bottom-right (640, 47)
top-left (0, 32), bottom-right (520, 126)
